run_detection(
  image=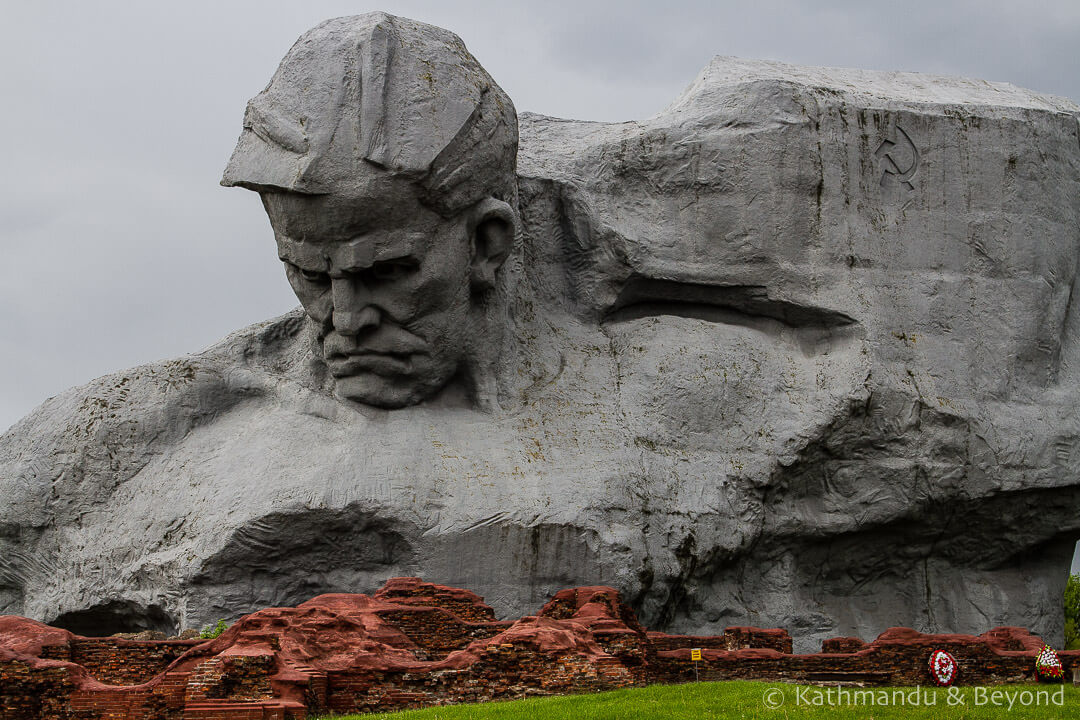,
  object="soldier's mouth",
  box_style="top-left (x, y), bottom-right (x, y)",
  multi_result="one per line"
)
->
top-left (327, 352), bottom-right (415, 376)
